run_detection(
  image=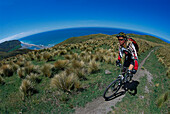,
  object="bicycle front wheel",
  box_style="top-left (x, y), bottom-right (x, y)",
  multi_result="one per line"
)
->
top-left (103, 79), bottom-right (122, 99)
